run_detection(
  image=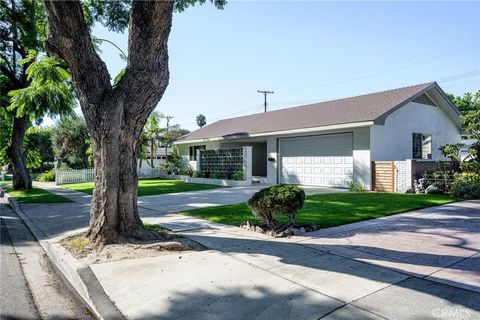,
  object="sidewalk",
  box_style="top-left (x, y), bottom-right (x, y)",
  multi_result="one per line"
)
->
top-left (9, 184), bottom-right (480, 319)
